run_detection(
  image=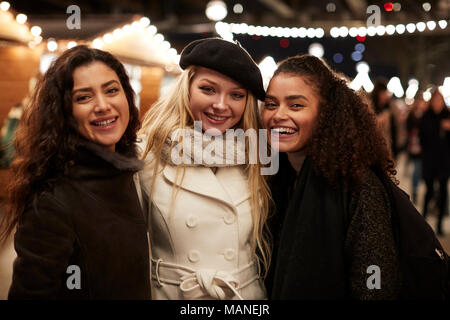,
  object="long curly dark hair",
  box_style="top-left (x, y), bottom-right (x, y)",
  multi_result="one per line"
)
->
top-left (274, 54), bottom-right (396, 186)
top-left (0, 45), bottom-right (140, 243)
